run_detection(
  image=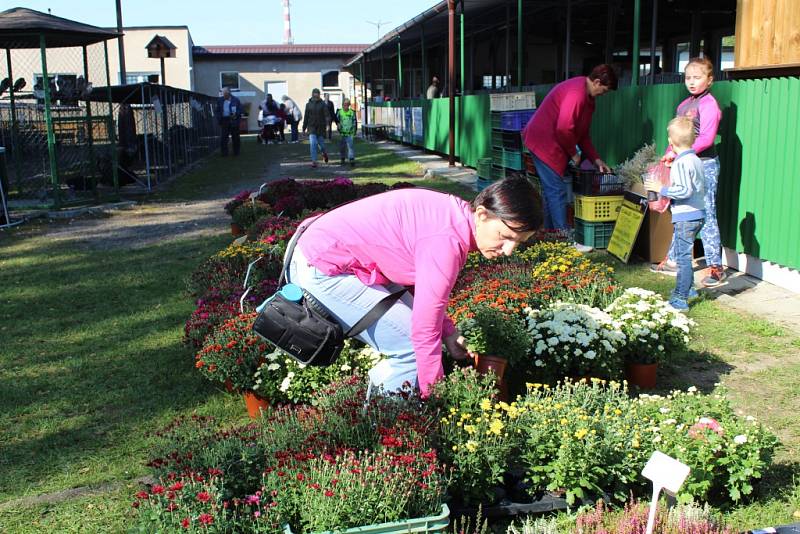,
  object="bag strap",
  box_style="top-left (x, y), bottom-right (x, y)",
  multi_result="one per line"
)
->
top-left (345, 290), bottom-right (405, 338)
